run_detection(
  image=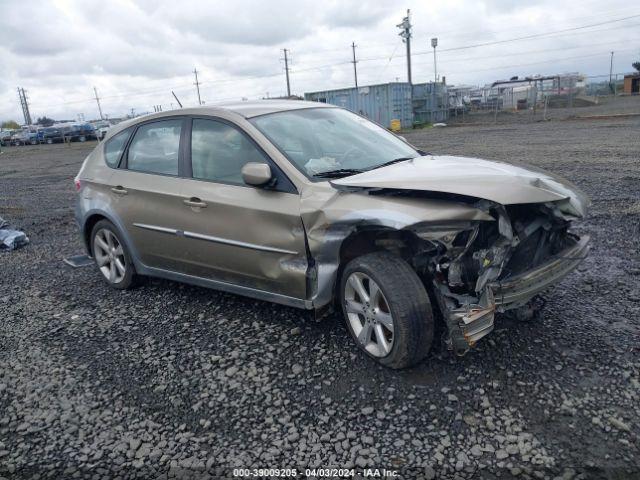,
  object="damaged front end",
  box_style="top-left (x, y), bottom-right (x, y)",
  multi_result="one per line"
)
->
top-left (302, 183), bottom-right (590, 356)
top-left (409, 200), bottom-right (590, 355)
